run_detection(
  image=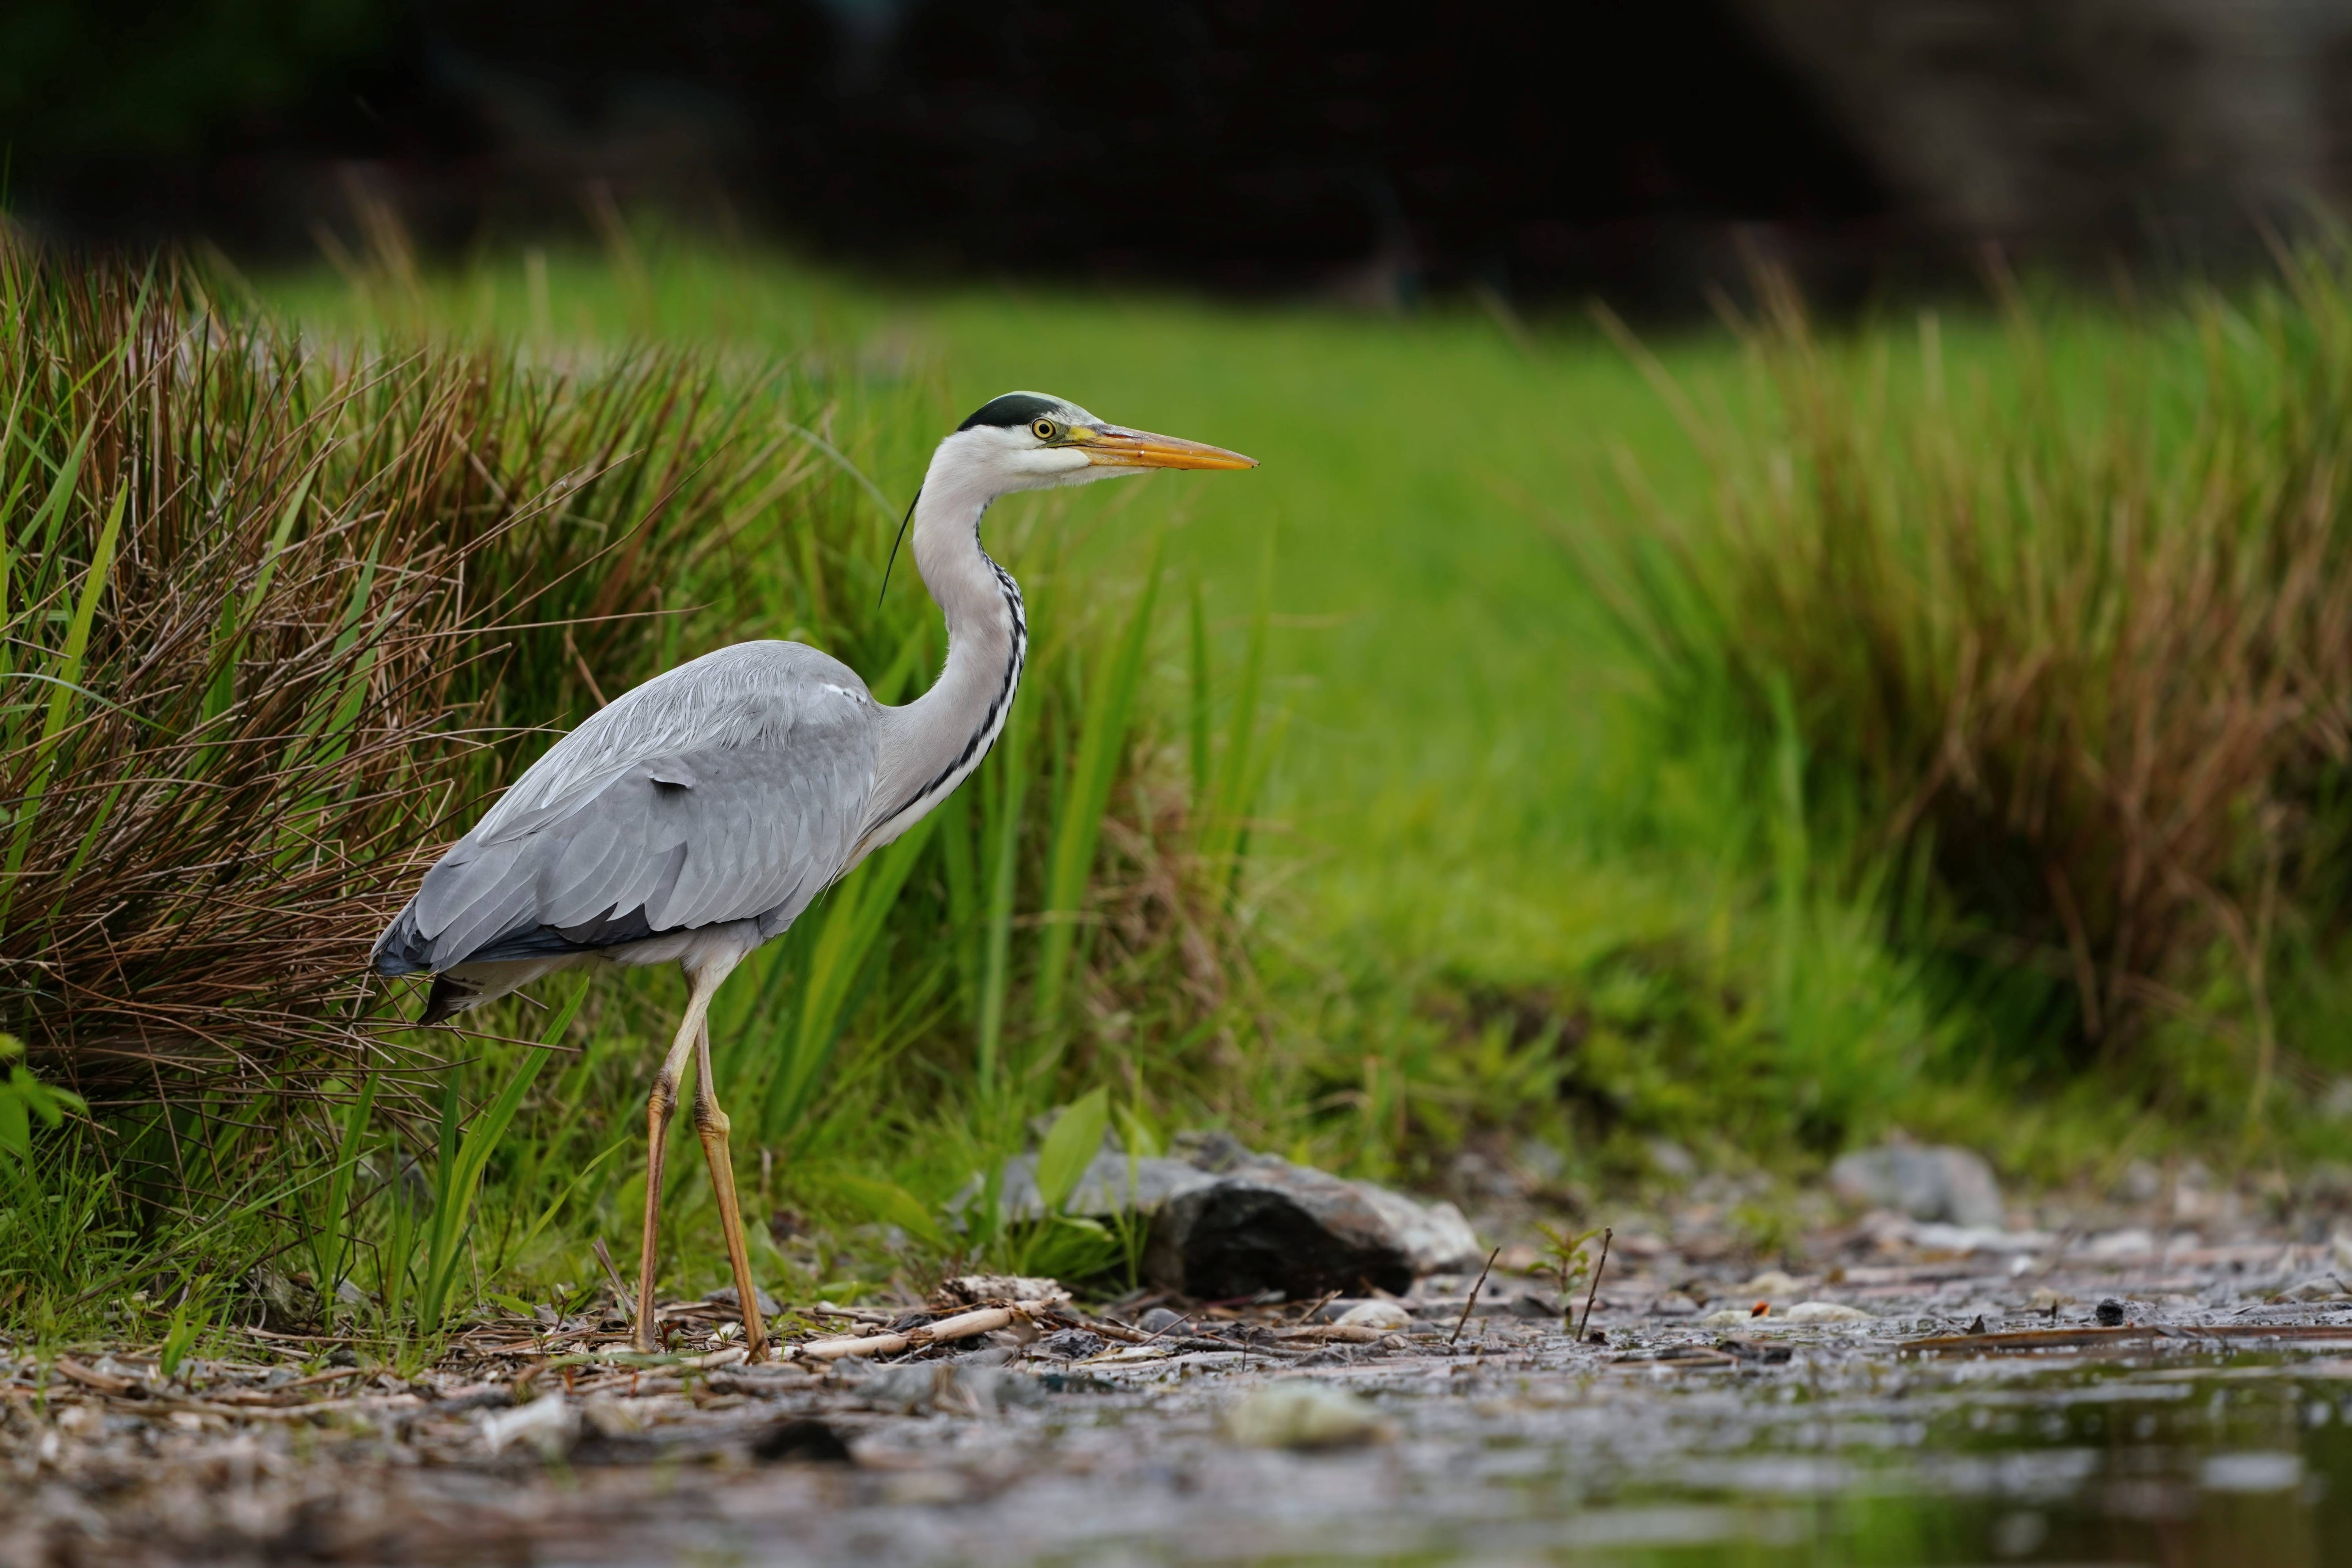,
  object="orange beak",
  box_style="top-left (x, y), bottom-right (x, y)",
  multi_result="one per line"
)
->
top-left (1079, 427), bottom-right (1258, 470)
